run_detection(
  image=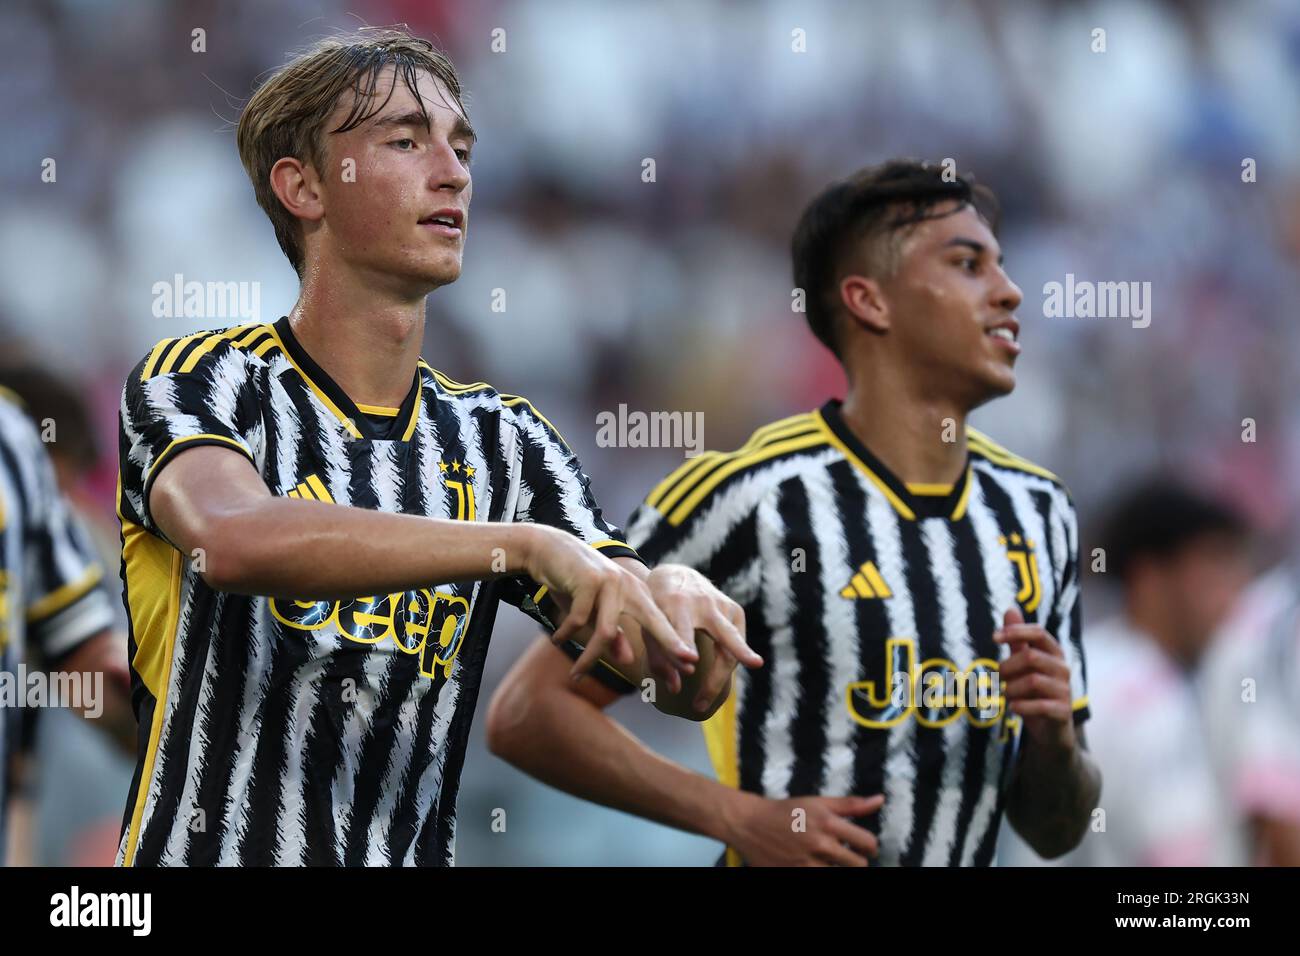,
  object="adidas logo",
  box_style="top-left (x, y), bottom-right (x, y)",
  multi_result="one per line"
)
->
top-left (840, 561), bottom-right (892, 600)
top-left (286, 473), bottom-right (334, 503)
